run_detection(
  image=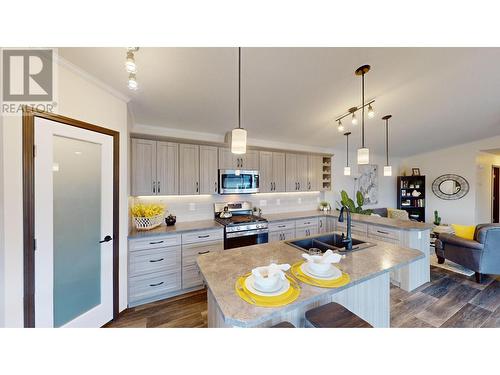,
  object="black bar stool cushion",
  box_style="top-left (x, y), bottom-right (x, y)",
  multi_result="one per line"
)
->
top-left (270, 321), bottom-right (296, 328)
top-left (305, 302), bottom-right (372, 328)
